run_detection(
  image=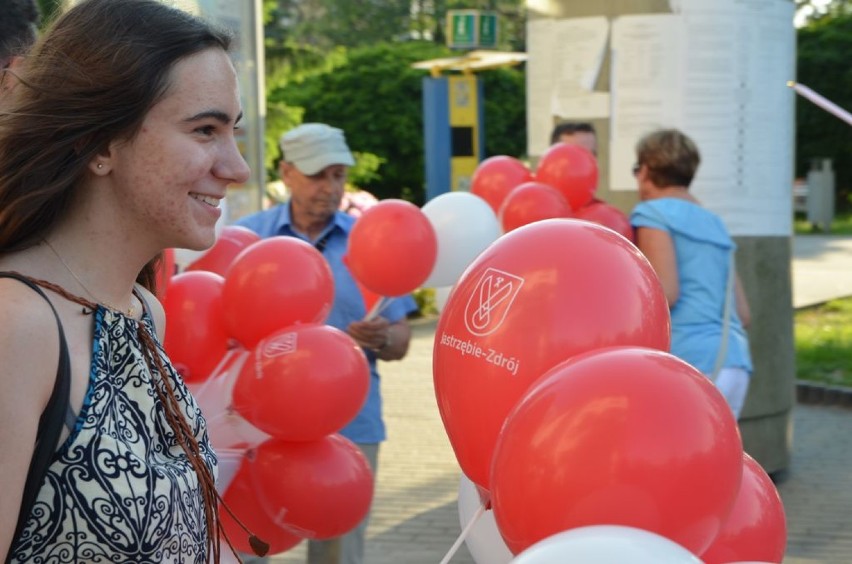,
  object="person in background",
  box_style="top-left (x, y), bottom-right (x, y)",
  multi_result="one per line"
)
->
top-left (550, 121), bottom-right (635, 241)
top-left (550, 121), bottom-right (598, 156)
top-left (235, 123), bottom-right (418, 564)
top-left (0, 0), bottom-right (252, 561)
top-left (0, 0), bottom-right (40, 95)
top-left (630, 128), bottom-right (752, 418)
